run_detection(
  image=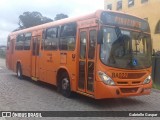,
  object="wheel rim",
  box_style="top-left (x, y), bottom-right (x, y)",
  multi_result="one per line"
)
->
top-left (17, 67), bottom-right (21, 77)
top-left (62, 78), bottom-right (69, 90)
